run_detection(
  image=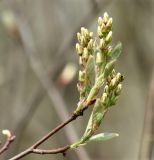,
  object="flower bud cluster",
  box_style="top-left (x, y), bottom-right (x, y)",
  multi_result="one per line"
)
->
top-left (76, 28), bottom-right (95, 99)
top-left (97, 12), bottom-right (113, 40)
top-left (101, 71), bottom-right (124, 106)
top-left (76, 27), bottom-right (94, 64)
top-left (96, 12), bottom-right (113, 66)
